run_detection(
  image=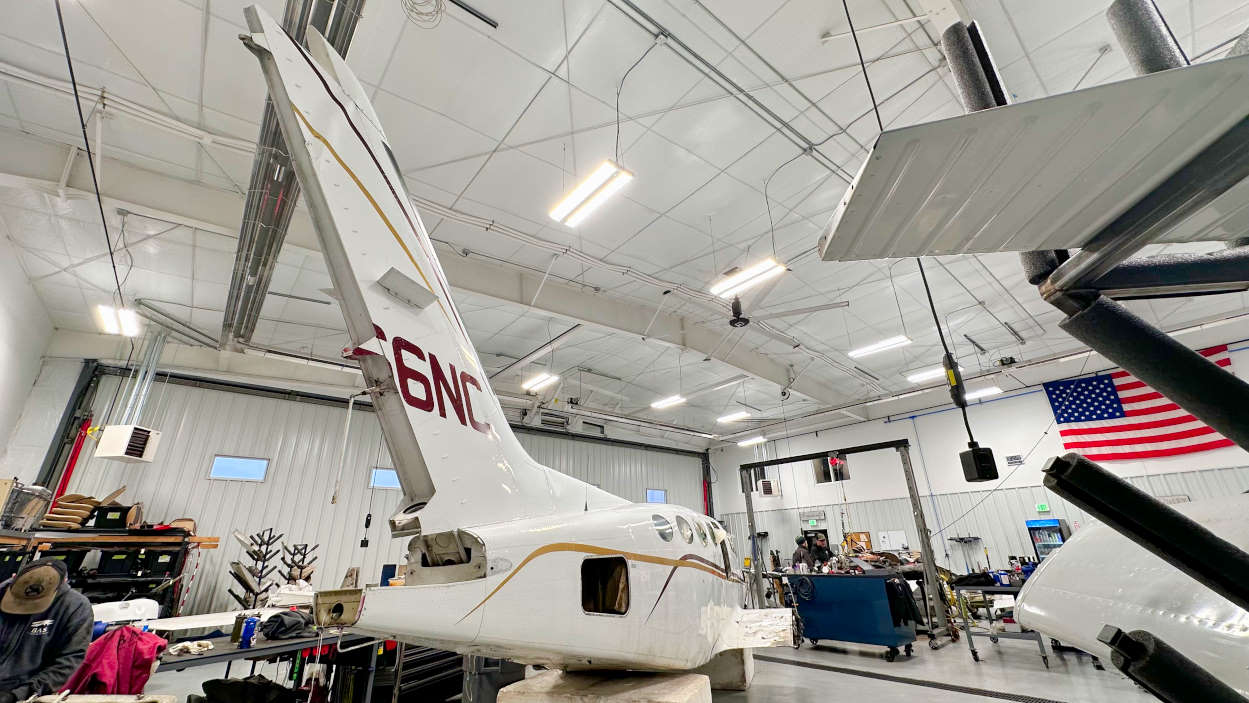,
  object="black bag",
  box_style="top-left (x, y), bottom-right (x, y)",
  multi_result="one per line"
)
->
top-left (202, 675), bottom-right (298, 702)
top-left (260, 610), bottom-right (316, 640)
